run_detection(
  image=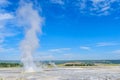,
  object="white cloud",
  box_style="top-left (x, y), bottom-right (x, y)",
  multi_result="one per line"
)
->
top-left (91, 0), bottom-right (111, 16)
top-left (0, 0), bottom-right (10, 7)
top-left (76, 0), bottom-right (86, 10)
top-left (0, 0), bottom-right (14, 29)
top-left (0, 29), bottom-right (18, 44)
top-left (0, 11), bottom-right (15, 43)
top-left (0, 46), bottom-right (18, 53)
top-left (49, 48), bottom-right (71, 53)
top-left (77, 0), bottom-right (120, 16)
top-left (112, 50), bottom-right (120, 54)
top-left (49, 0), bottom-right (120, 16)
top-left (0, 38), bottom-right (4, 43)
top-left (50, 0), bottom-right (64, 5)
top-left (0, 47), bottom-right (20, 60)
top-left (0, 13), bottom-right (14, 20)
top-left (0, 13), bottom-right (14, 29)
top-left (100, 6), bottom-right (110, 12)
top-left (96, 42), bottom-right (118, 47)
top-left (63, 53), bottom-right (74, 59)
top-left (35, 55), bottom-right (55, 60)
top-left (80, 46), bottom-right (91, 50)
top-left (0, 3), bottom-right (15, 42)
